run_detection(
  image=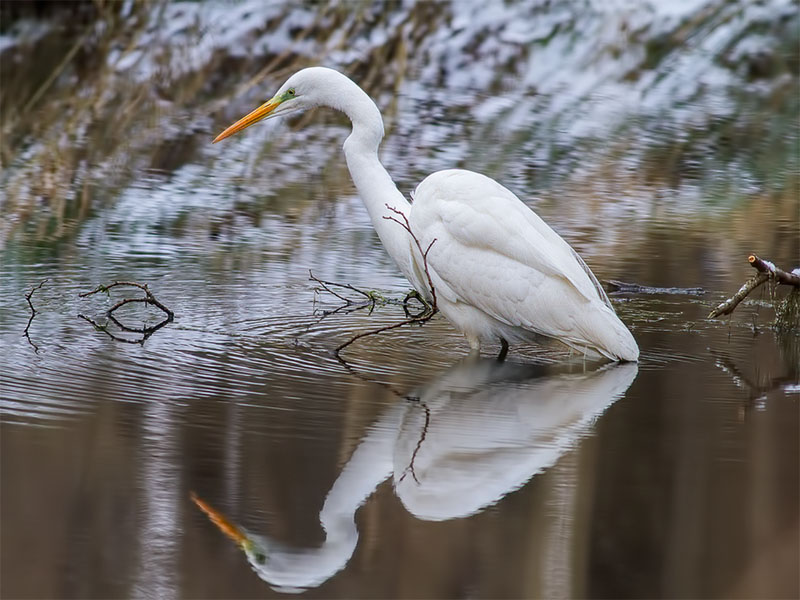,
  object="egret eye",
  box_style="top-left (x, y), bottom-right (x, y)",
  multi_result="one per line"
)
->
top-left (254, 552), bottom-right (267, 565)
top-left (287, 89), bottom-right (295, 97)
